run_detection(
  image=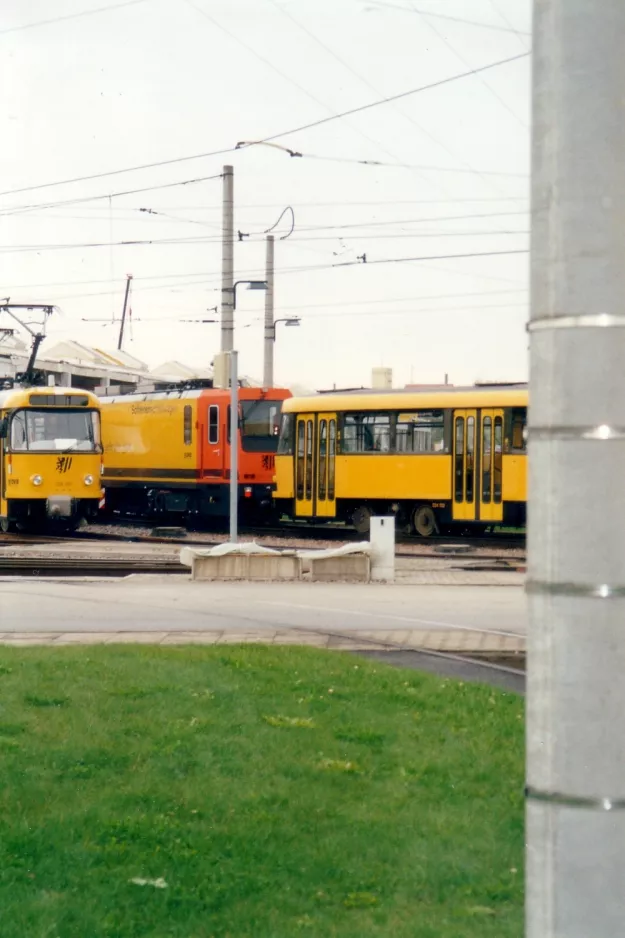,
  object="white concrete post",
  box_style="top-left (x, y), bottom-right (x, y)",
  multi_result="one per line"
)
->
top-left (370, 516), bottom-right (395, 582)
